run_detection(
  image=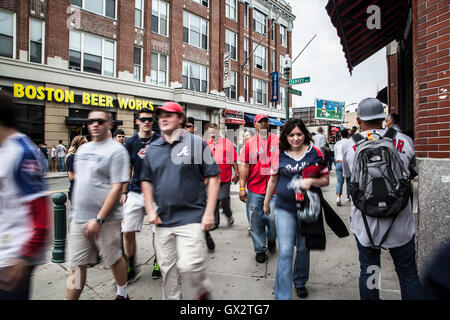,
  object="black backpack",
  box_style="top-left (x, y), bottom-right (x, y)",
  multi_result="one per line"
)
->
top-left (350, 128), bottom-right (411, 248)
